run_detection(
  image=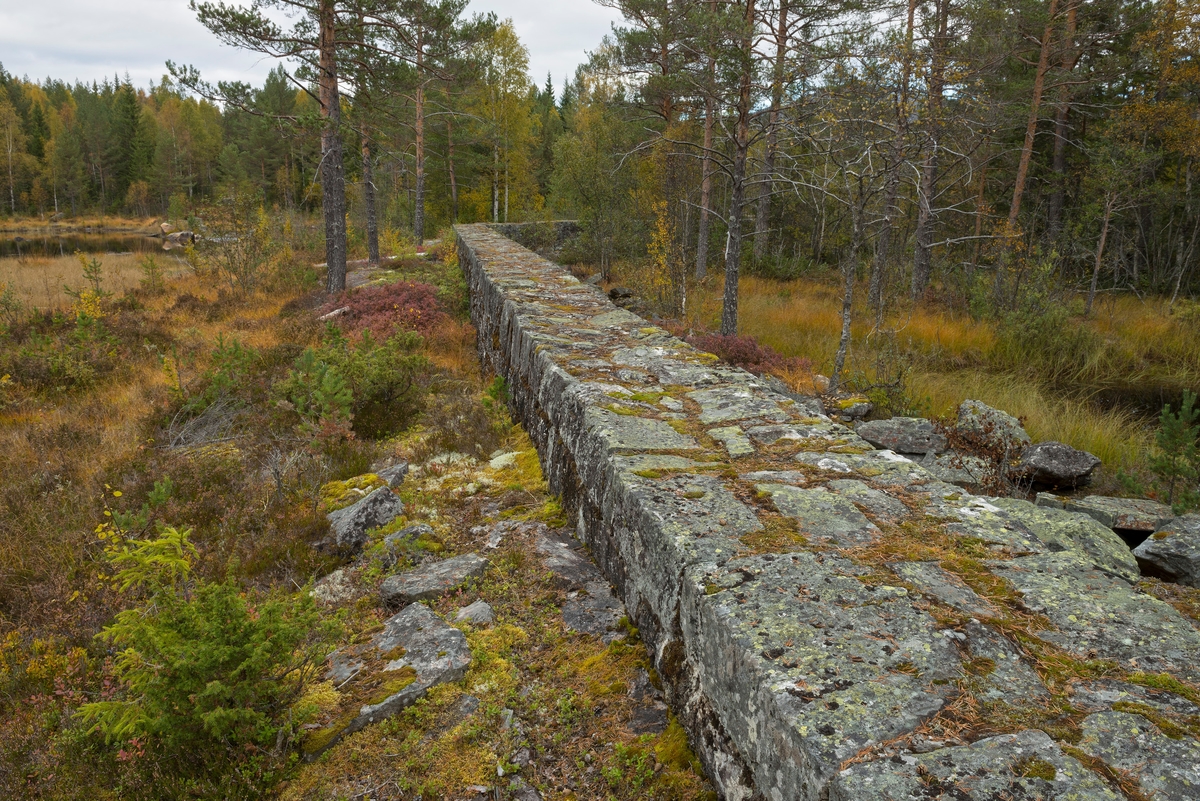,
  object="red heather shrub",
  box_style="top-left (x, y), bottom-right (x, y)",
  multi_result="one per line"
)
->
top-left (321, 281), bottom-right (447, 340)
top-left (684, 332), bottom-right (811, 377)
